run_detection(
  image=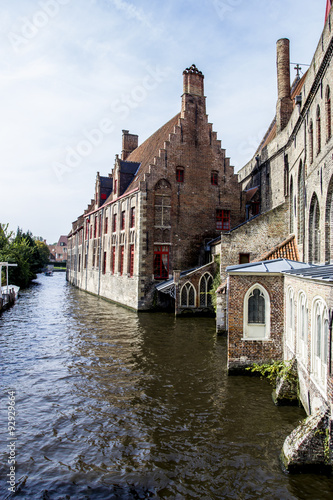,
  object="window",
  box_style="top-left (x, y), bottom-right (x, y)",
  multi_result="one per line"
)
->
top-left (243, 284), bottom-right (270, 339)
top-left (130, 207), bottom-right (136, 228)
top-left (104, 217), bottom-right (108, 234)
top-left (102, 251), bottom-right (106, 274)
top-left (111, 246), bottom-right (116, 274)
top-left (155, 196), bottom-right (171, 226)
top-left (211, 171), bottom-right (218, 185)
top-left (85, 220), bottom-right (89, 239)
top-left (316, 105), bottom-right (321, 155)
top-left (114, 179), bottom-right (117, 196)
top-left (309, 120), bottom-right (314, 164)
top-left (176, 167), bottom-right (184, 183)
top-left (121, 211), bottom-right (125, 230)
top-left (154, 245), bottom-right (169, 279)
top-left (290, 177), bottom-right (294, 233)
top-left (309, 193), bottom-right (320, 263)
top-left (239, 253), bottom-right (250, 264)
top-left (286, 287), bottom-right (295, 350)
top-left (326, 86), bottom-right (331, 141)
top-left (297, 161), bottom-right (304, 244)
top-left (129, 245), bottom-right (134, 277)
top-left (312, 299), bottom-right (329, 390)
top-left (119, 246), bottom-right (124, 275)
top-left (101, 193), bottom-right (107, 201)
top-left (180, 282), bottom-right (196, 307)
top-left (94, 216), bottom-right (97, 238)
top-left (99, 214), bottom-right (102, 237)
top-left (252, 202), bottom-right (260, 216)
top-left (92, 246), bottom-right (96, 267)
top-left (297, 292), bottom-right (308, 363)
top-left (199, 273), bottom-right (213, 307)
top-left (113, 213), bottom-right (117, 233)
top-left (216, 209), bottom-right (230, 231)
